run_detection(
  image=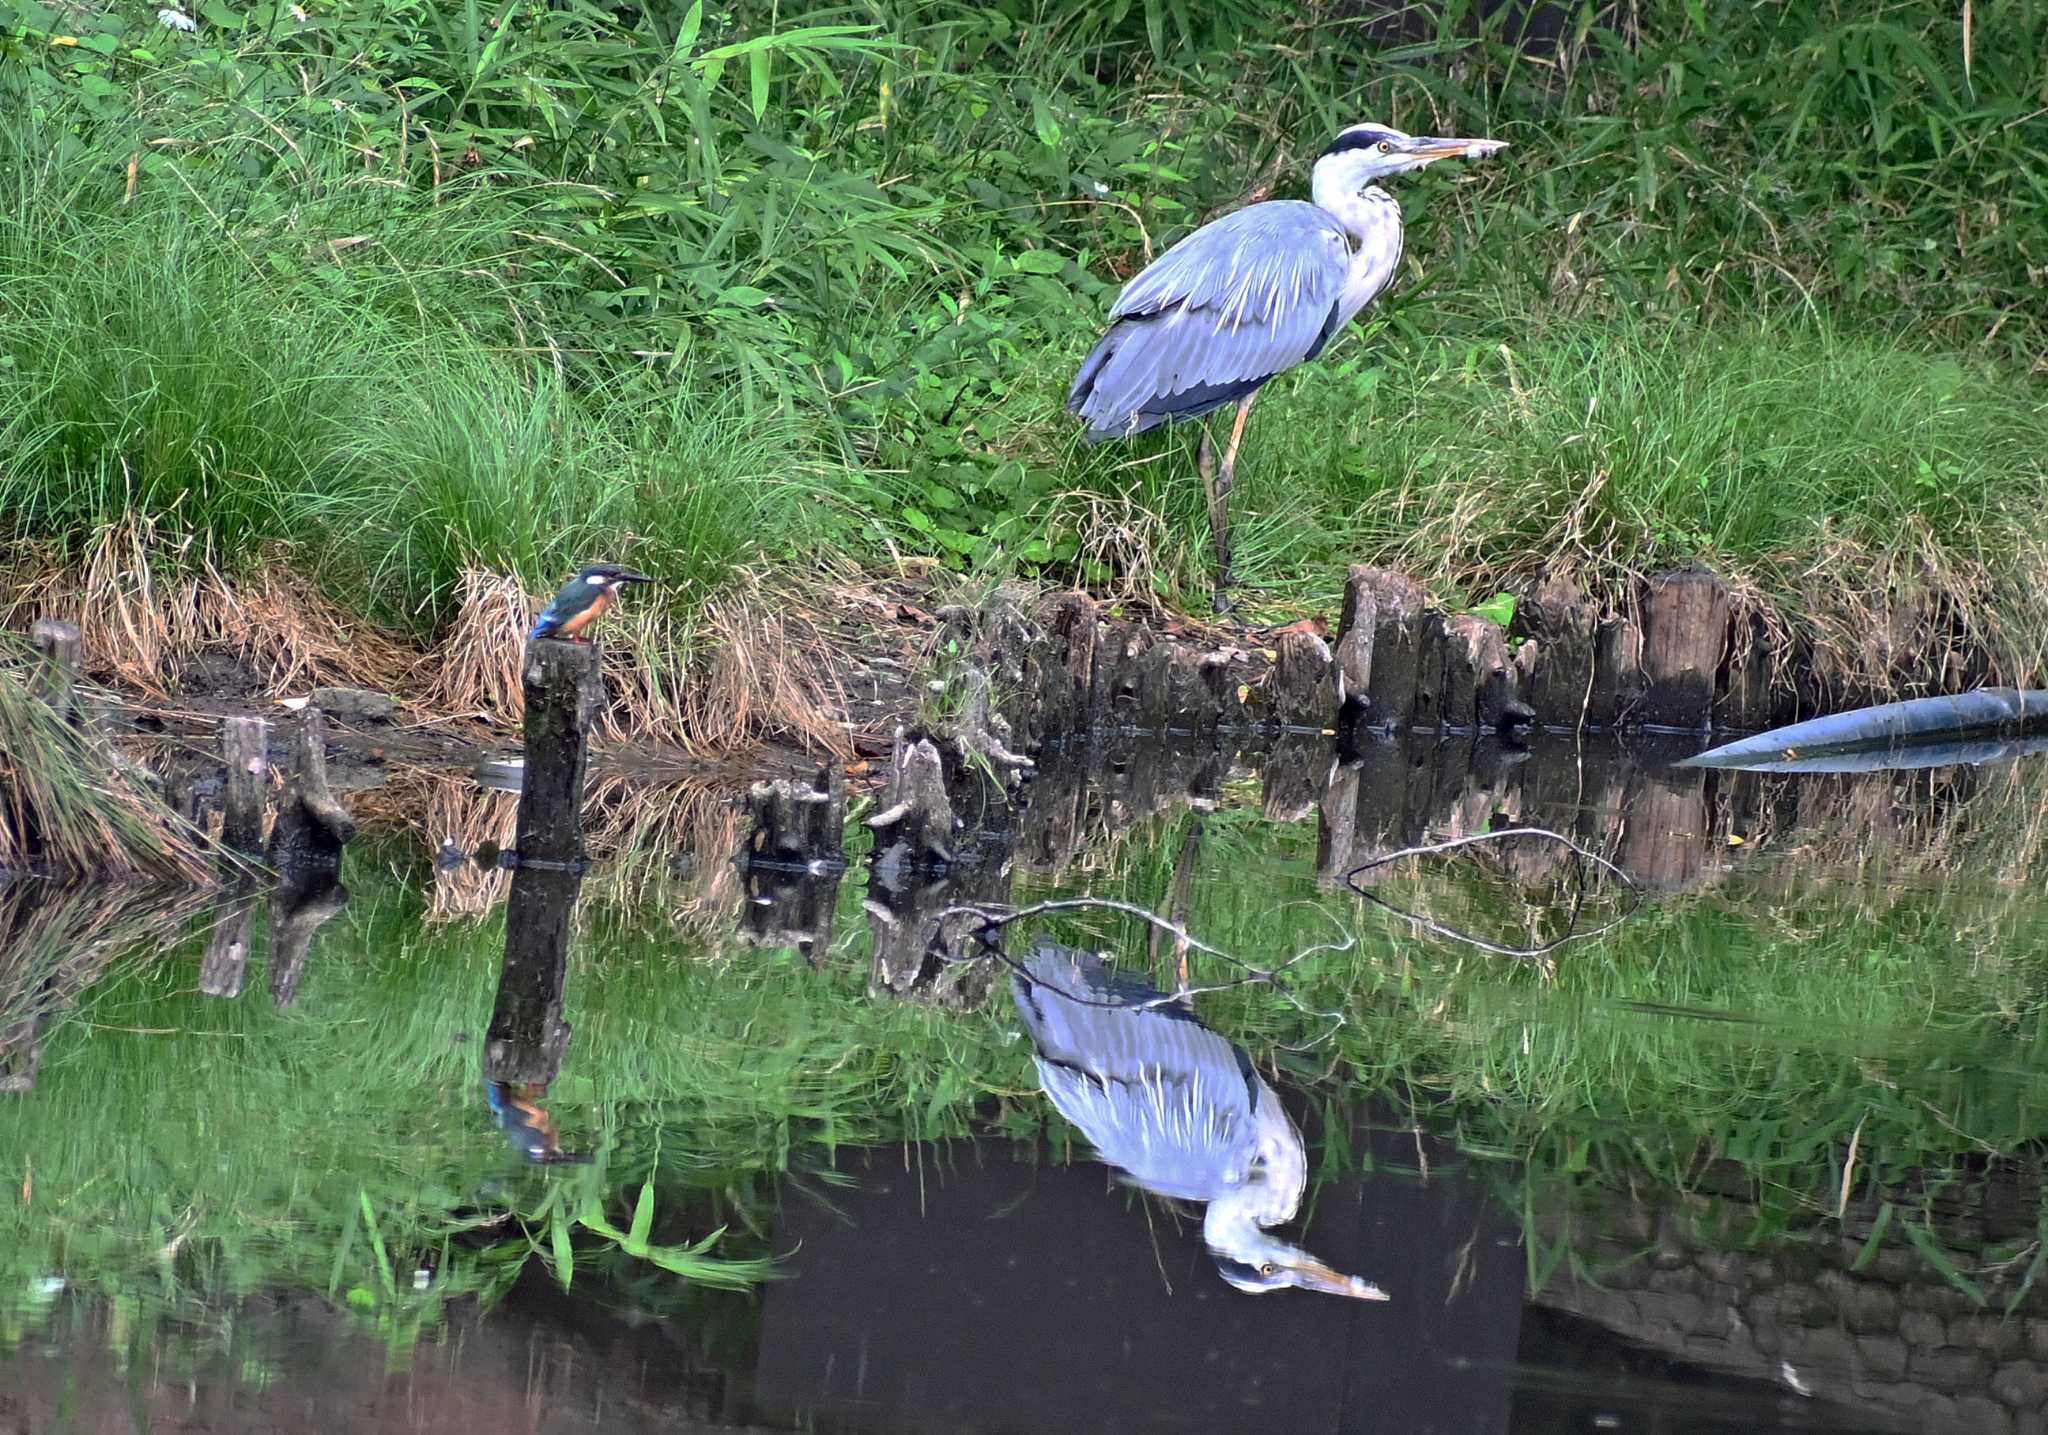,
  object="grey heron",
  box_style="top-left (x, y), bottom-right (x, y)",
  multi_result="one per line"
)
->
top-left (1068, 123), bottom-right (1508, 608)
top-left (1011, 940), bottom-right (1386, 1300)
